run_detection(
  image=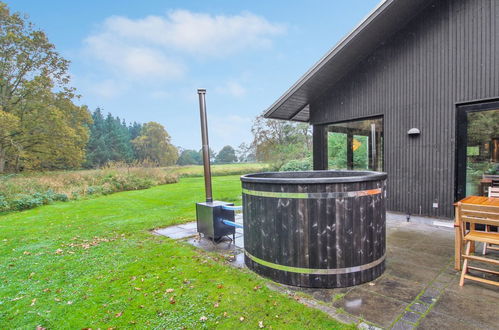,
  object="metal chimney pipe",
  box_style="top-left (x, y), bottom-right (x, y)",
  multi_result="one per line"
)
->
top-left (197, 89), bottom-right (213, 203)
